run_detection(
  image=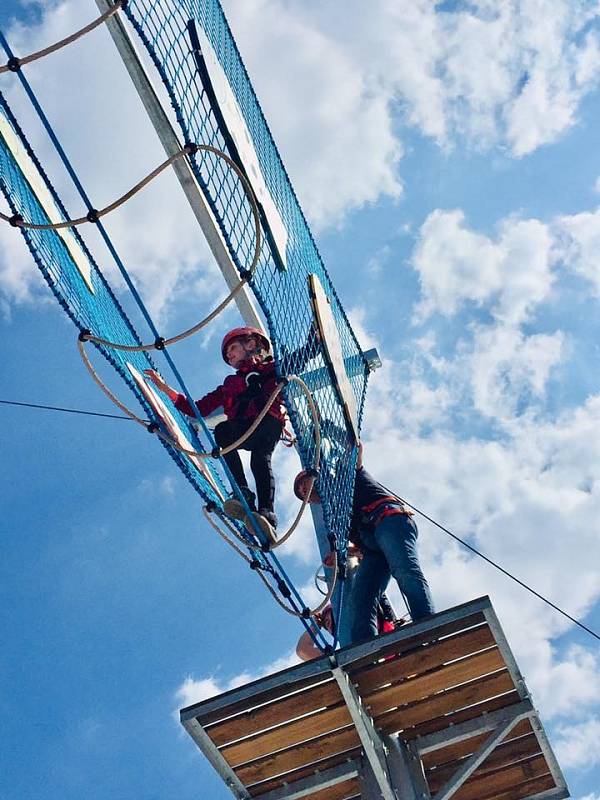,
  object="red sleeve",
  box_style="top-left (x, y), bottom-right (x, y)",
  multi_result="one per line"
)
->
top-left (174, 393), bottom-right (194, 416)
top-left (195, 385), bottom-right (225, 417)
top-left (174, 385), bottom-right (224, 418)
